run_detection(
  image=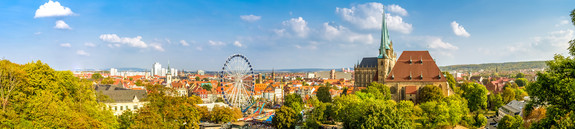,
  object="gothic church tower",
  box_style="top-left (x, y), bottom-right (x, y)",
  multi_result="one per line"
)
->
top-left (377, 12), bottom-right (397, 84)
